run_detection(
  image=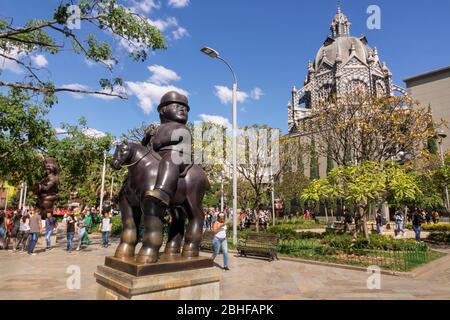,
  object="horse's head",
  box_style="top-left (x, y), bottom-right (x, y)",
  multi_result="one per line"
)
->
top-left (111, 141), bottom-right (133, 170)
